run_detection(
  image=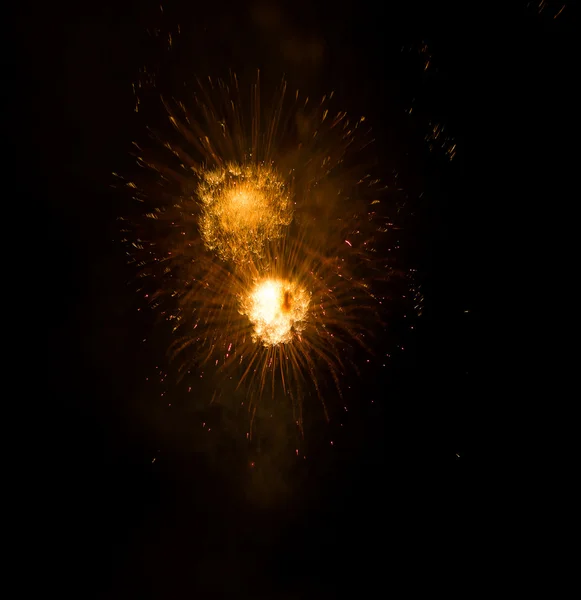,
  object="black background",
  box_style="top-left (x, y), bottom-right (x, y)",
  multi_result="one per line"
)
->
top-left (18, 0), bottom-right (576, 596)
